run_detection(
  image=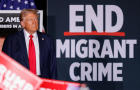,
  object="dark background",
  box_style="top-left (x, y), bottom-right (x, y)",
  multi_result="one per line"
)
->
top-left (34, 0), bottom-right (47, 32)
